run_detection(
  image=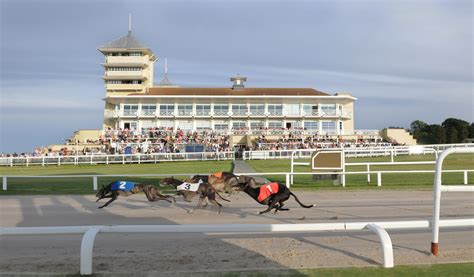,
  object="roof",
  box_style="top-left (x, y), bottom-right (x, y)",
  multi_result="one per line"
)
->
top-left (138, 87), bottom-right (329, 96)
top-left (99, 31), bottom-right (150, 50)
